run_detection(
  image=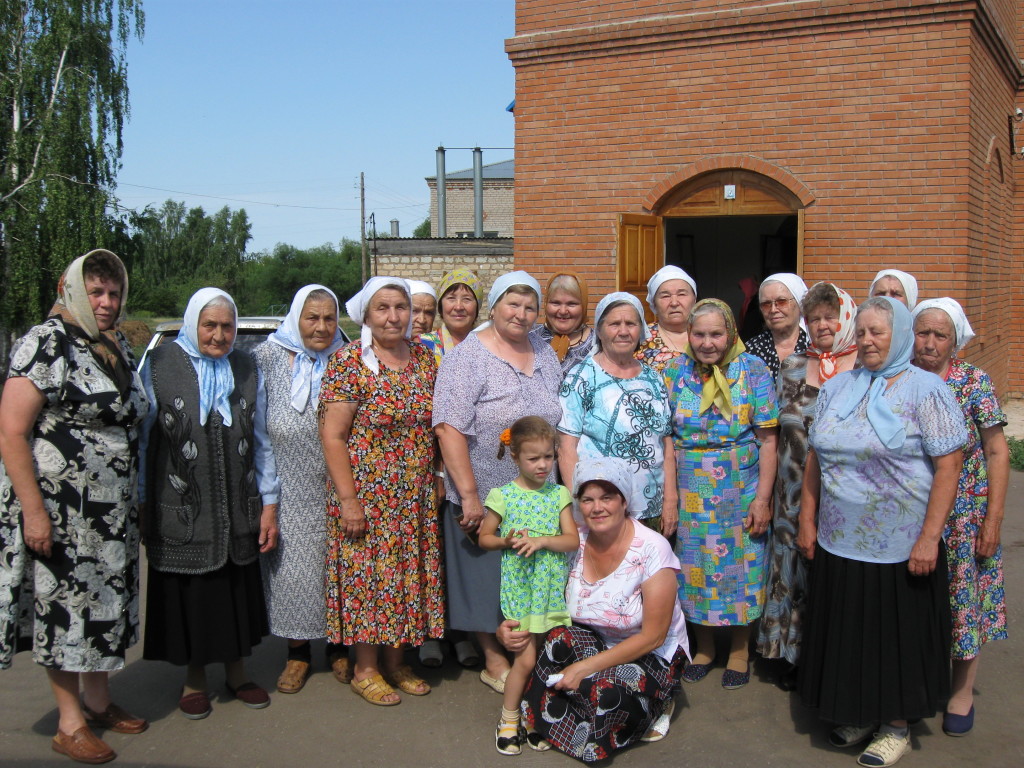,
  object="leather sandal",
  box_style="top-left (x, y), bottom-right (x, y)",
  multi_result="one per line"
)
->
top-left (479, 668), bottom-right (510, 694)
top-left (350, 673), bottom-right (400, 706)
top-left (383, 664), bottom-right (430, 696)
top-left (82, 702), bottom-right (148, 734)
top-left (52, 726), bottom-right (116, 764)
top-left (328, 651), bottom-right (353, 685)
top-left (276, 659), bottom-right (311, 694)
